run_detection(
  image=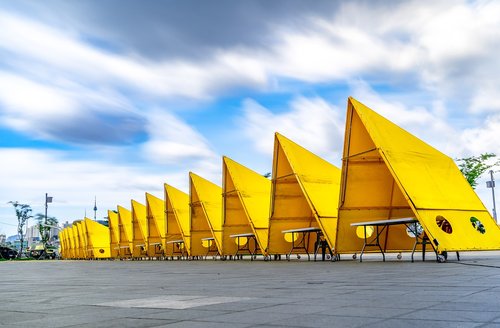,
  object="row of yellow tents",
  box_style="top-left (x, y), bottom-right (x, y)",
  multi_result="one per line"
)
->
top-left (59, 97), bottom-right (500, 261)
